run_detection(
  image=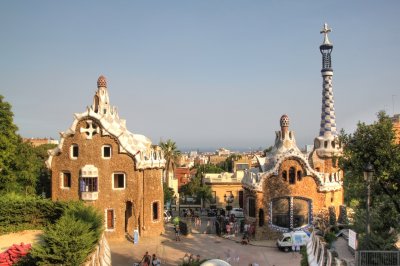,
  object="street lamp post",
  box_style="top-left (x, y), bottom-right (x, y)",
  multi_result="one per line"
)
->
top-left (363, 162), bottom-right (374, 249)
top-left (224, 194), bottom-right (234, 216)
